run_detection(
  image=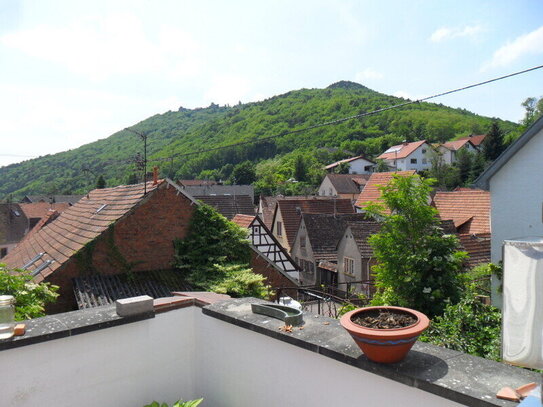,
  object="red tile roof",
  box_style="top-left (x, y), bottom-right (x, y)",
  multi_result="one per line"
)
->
top-left (433, 189), bottom-right (490, 234)
top-left (2, 180), bottom-right (189, 282)
top-left (442, 139), bottom-right (474, 151)
top-left (259, 195), bottom-right (333, 229)
top-left (276, 198), bottom-right (355, 247)
top-left (459, 233), bottom-right (491, 268)
top-left (325, 155), bottom-right (374, 170)
top-left (20, 202), bottom-right (70, 220)
top-left (377, 140), bottom-right (427, 160)
top-left (457, 134), bottom-right (487, 146)
top-left (231, 214), bottom-right (256, 228)
top-left (354, 171), bottom-right (416, 212)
